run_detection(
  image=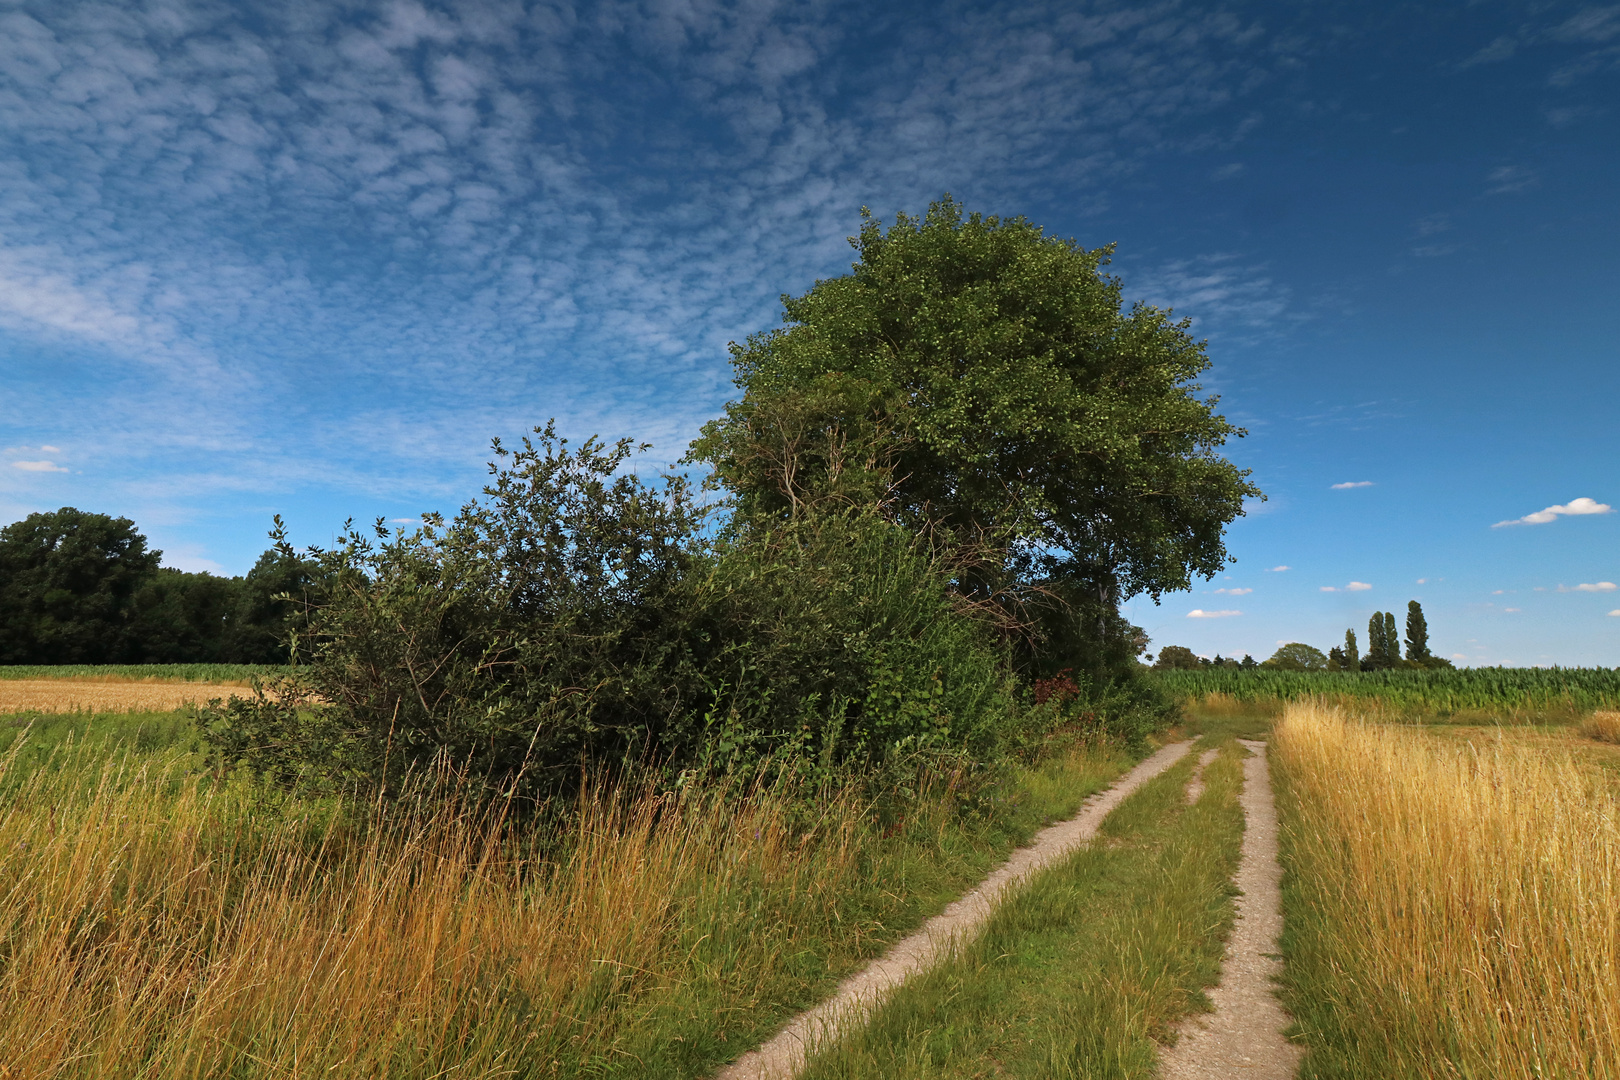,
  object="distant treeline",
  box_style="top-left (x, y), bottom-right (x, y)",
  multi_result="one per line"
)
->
top-left (0, 508), bottom-right (315, 665)
top-left (1152, 601), bottom-right (1453, 673)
